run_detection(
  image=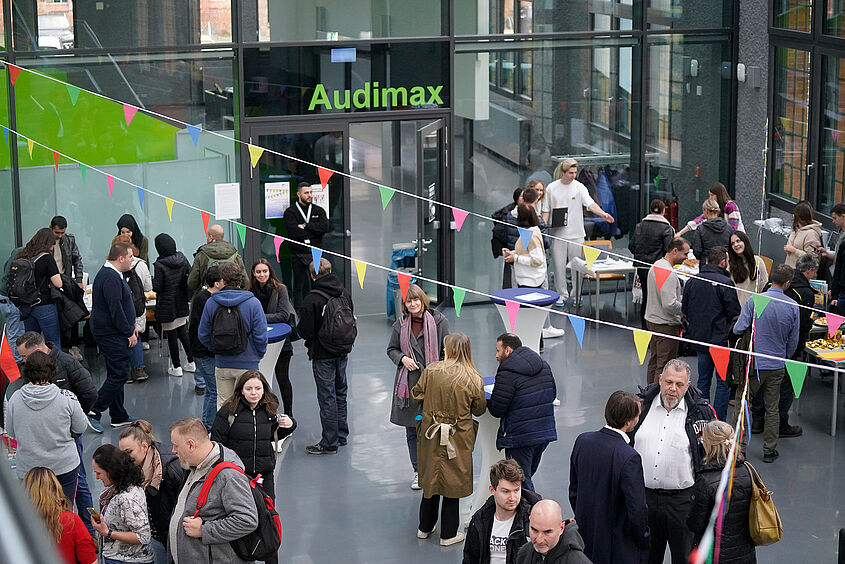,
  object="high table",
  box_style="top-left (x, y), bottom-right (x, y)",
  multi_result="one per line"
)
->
top-left (803, 342), bottom-right (844, 436)
top-left (570, 257), bottom-right (636, 321)
top-left (258, 323), bottom-right (291, 380)
top-left (466, 375), bottom-right (500, 527)
top-left (489, 288), bottom-right (560, 353)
